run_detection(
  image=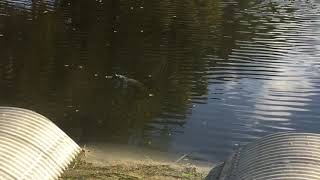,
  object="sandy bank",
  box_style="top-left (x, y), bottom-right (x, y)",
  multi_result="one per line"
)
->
top-left (60, 144), bottom-right (214, 179)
